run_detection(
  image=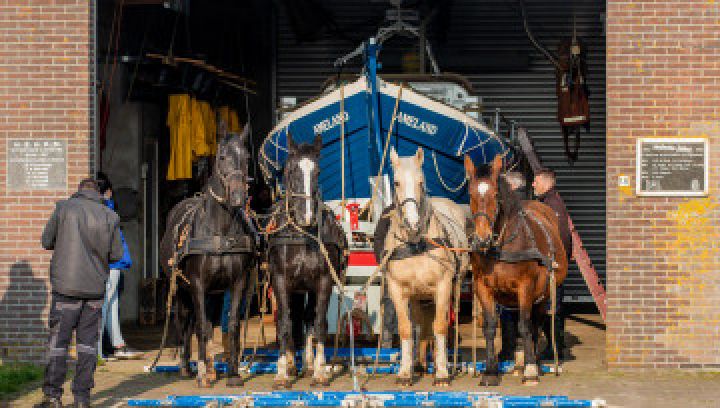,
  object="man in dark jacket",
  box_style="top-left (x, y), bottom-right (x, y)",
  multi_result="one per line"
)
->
top-left (532, 168), bottom-right (572, 360)
top-left (37, 178), bottom-right (124, 408)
